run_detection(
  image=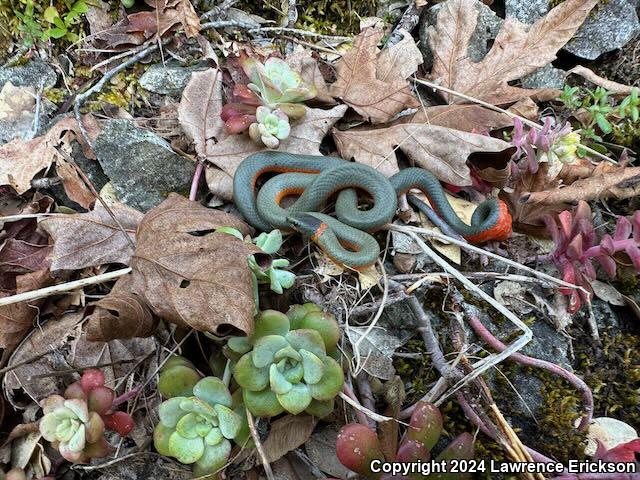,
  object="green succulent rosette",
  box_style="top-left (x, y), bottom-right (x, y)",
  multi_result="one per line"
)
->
top-left (154, 377), bottom-right (241, 477)
top-left (228, 307), bottom-right (343, 417)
